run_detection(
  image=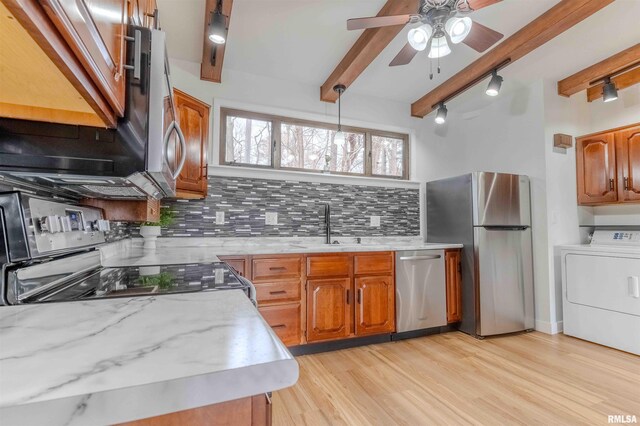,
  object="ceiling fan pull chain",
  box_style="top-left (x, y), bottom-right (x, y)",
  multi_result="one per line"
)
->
top-left (429, 58), bottom-right (434, 80)
top-left (438, 55), bottom-right (441, 75)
